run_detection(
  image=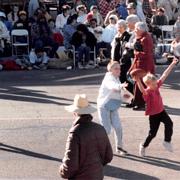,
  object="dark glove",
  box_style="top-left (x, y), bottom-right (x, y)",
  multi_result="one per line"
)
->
top-left (134, 40), bottom-right (143, 52)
